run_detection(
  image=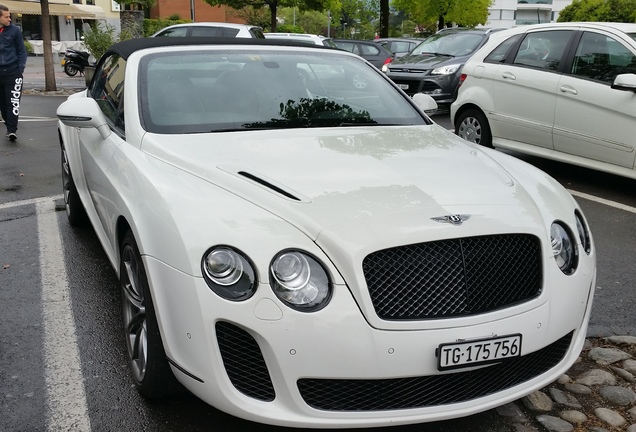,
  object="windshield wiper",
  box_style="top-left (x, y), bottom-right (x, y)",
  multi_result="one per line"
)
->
top-left (416, 52), bottom-right (454, 58)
